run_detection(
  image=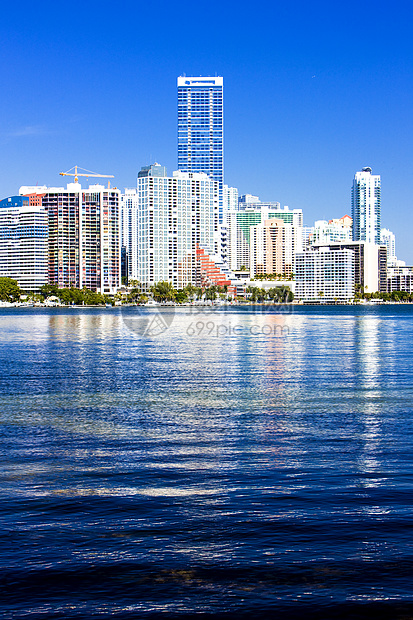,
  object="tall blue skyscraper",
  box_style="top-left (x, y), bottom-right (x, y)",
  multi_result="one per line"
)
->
top-left (177, 76), bottom-right (224, 222)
